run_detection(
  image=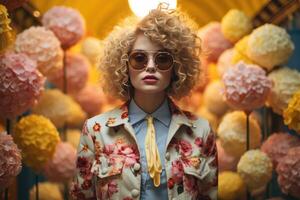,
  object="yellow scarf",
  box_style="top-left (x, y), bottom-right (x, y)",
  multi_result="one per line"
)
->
top-left (145, 115), bottom-right (162, 187)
